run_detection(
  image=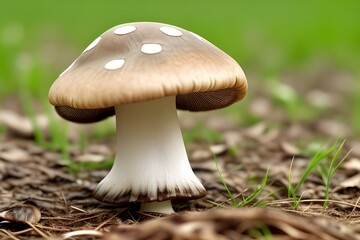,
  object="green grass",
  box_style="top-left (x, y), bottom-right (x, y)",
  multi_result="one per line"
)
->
top-left (213, 139), bottom-right (350, 210)
top-left (73, 159), bottom-right (115, 172)
top-left (1, 1), bottom-right (359, 96)
top-left (214, 154), bottom-right (269, 208)
top-left (268, 80), bottom-right (326, 121)
top-left (352, 72), bottom-right (360, 135)
top-left (1, 1), bottom-right (360, 135)
top-left (288, 139), bottom-right (351, 209)
top-left (316, 140), bottom-right (352, 208)
top-left (183, 124), bottom-right (222, 144)
top-left (0, 1), bottom-right (359, 172)
top-left (248, 224), bottom-right (273, 240)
